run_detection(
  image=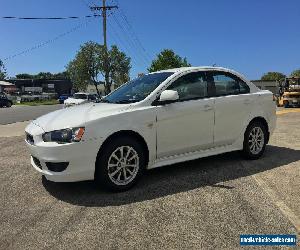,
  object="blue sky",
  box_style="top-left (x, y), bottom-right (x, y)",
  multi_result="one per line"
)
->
top-left (0, 0), bottom-right (299, 80)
